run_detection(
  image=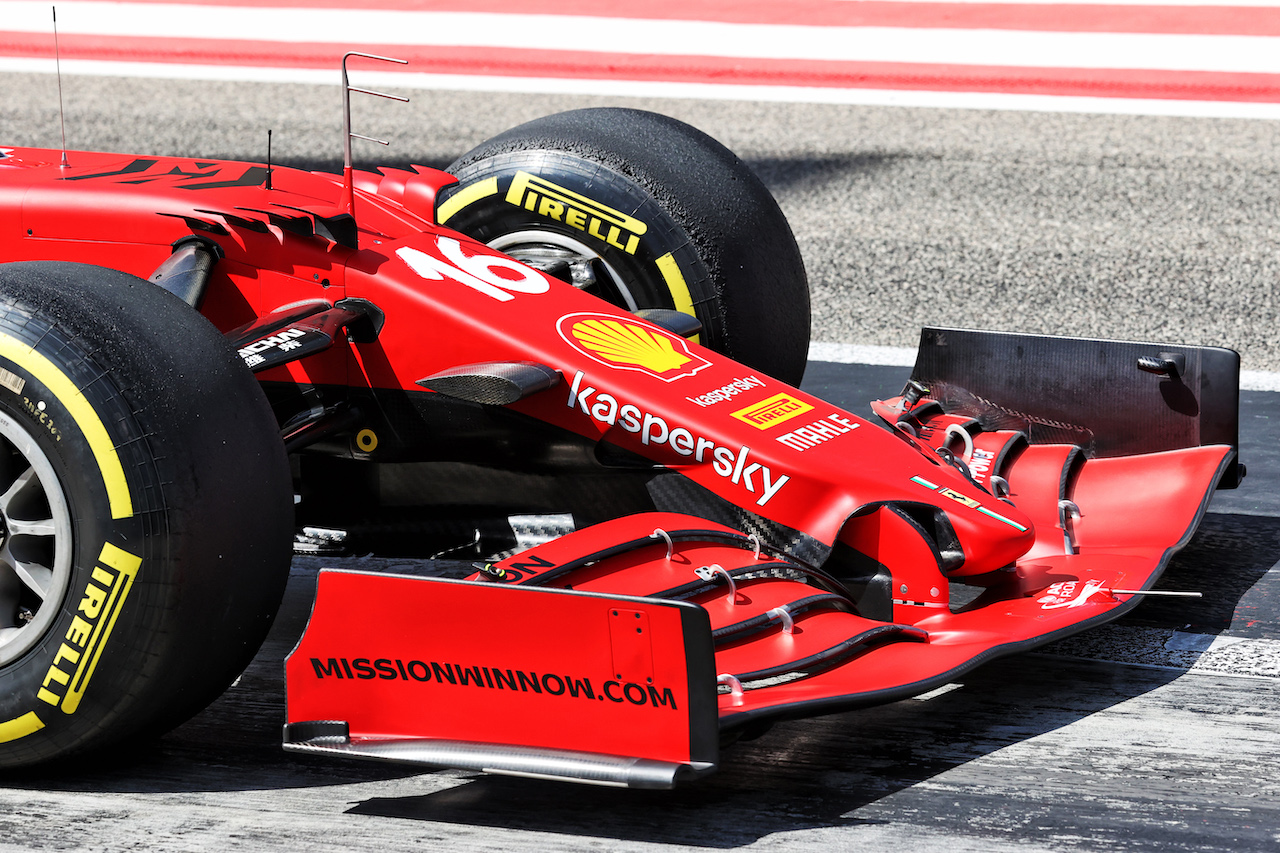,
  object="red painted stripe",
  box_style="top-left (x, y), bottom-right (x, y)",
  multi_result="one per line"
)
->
top-left (7, 32), bottom-right (1280, 102)
top-left (59, 0), bottom-right (1280, 37)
